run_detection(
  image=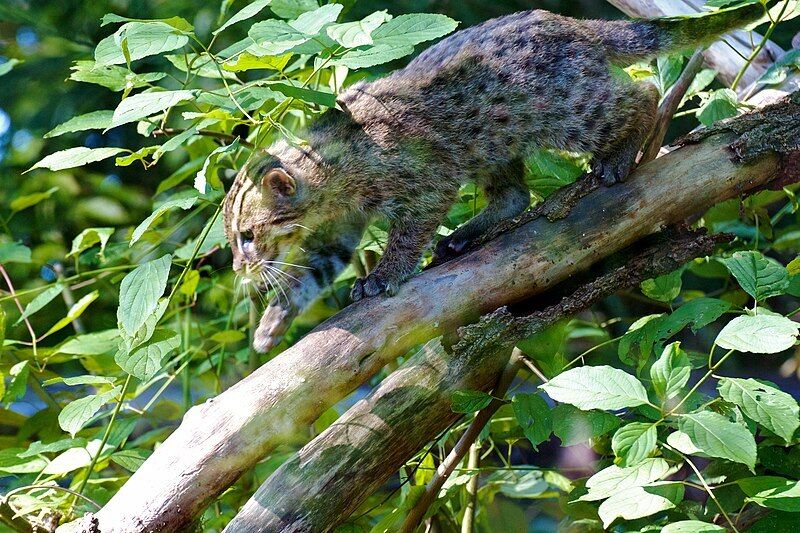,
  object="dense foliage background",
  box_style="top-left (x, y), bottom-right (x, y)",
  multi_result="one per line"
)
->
top-left (1, 0), bottom-right (800, 531)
